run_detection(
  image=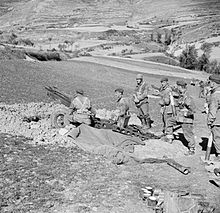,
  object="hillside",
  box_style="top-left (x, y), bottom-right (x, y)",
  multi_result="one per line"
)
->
top-left (0, 0), bottom-right (219, 34)
top-left (0, 0), bottom-right (218, 56)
